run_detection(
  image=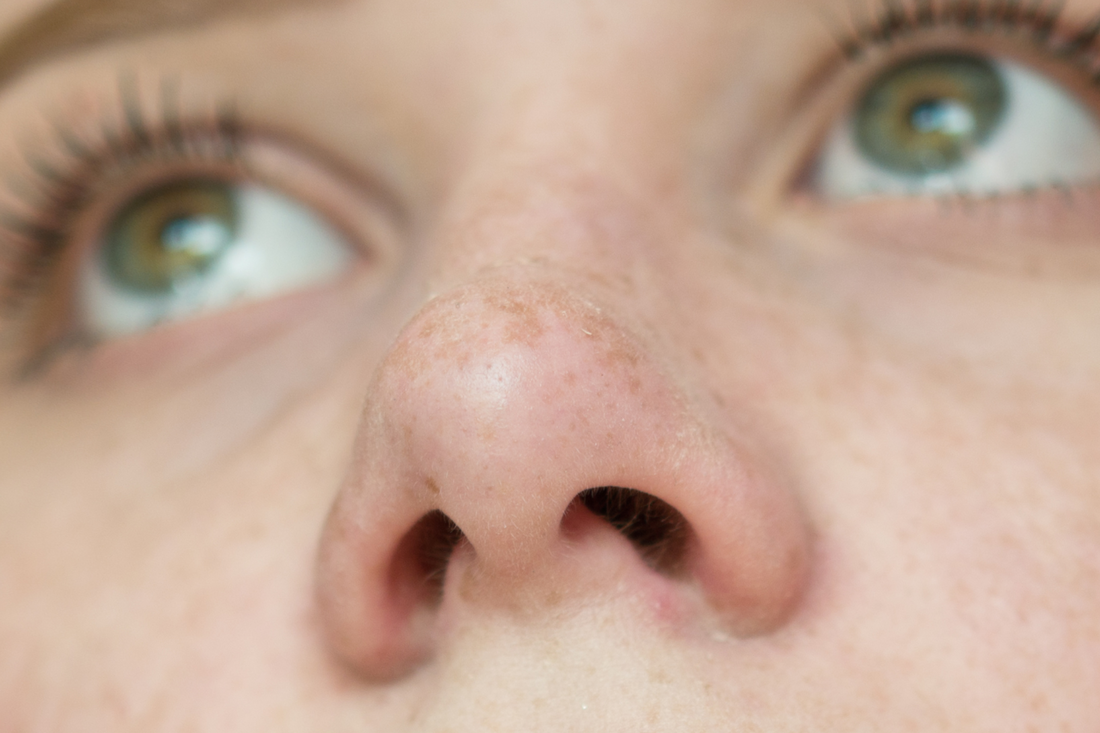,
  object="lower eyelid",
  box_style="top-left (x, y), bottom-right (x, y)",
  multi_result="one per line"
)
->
top-left (781, 187), bottom-right (1100, 278)
top-left (24, 273), bottom-right (368, 388)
